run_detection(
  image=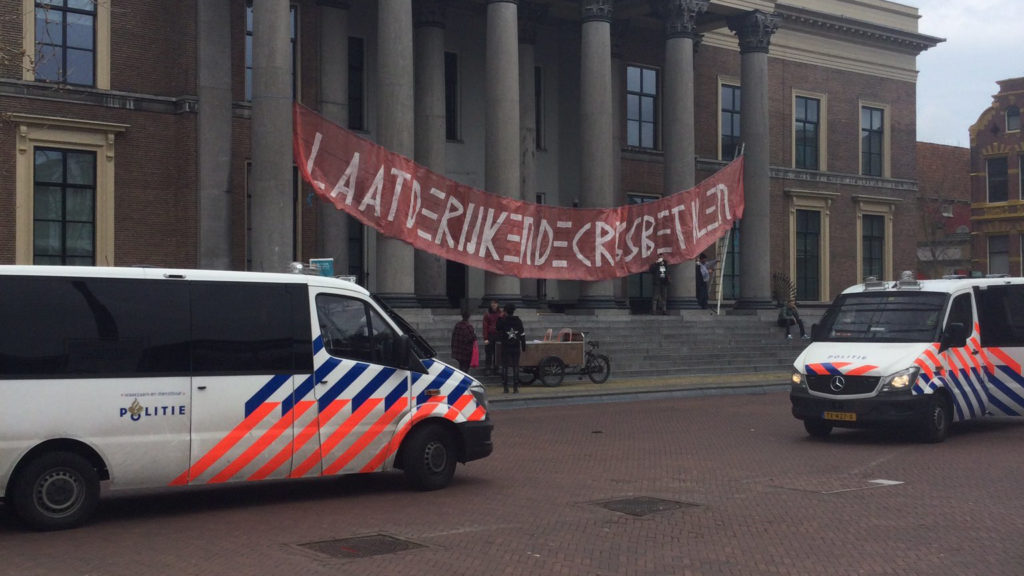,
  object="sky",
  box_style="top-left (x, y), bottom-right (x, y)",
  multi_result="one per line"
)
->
top-left (900, 0), bottom-right (1024, 147)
